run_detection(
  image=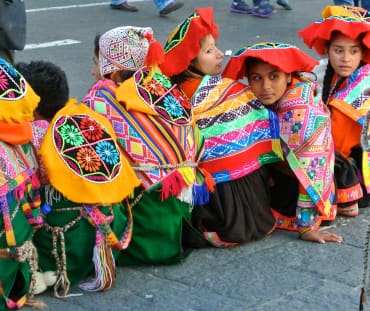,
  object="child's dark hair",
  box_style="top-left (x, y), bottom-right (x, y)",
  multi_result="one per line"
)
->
top-left (94, 33), bottom-right (100, 58)
top-left (15, 60), bottom-right (69, 120)
top-left (321, 62), bottom-right (337, 105)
